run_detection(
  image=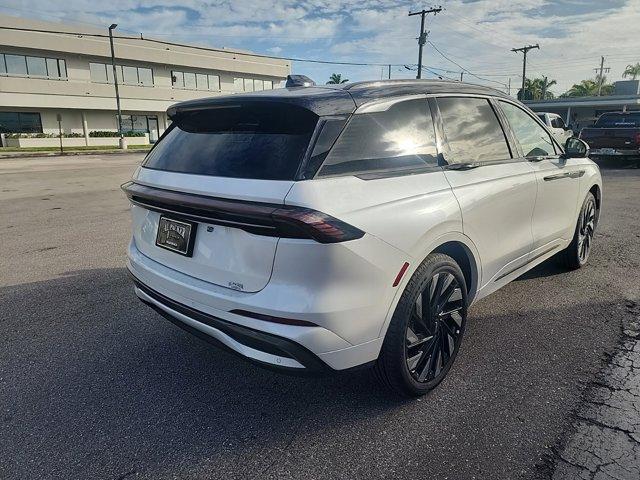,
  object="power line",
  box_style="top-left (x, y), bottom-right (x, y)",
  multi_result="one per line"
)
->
top-left (427, 40), bottom-right (509, 88)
